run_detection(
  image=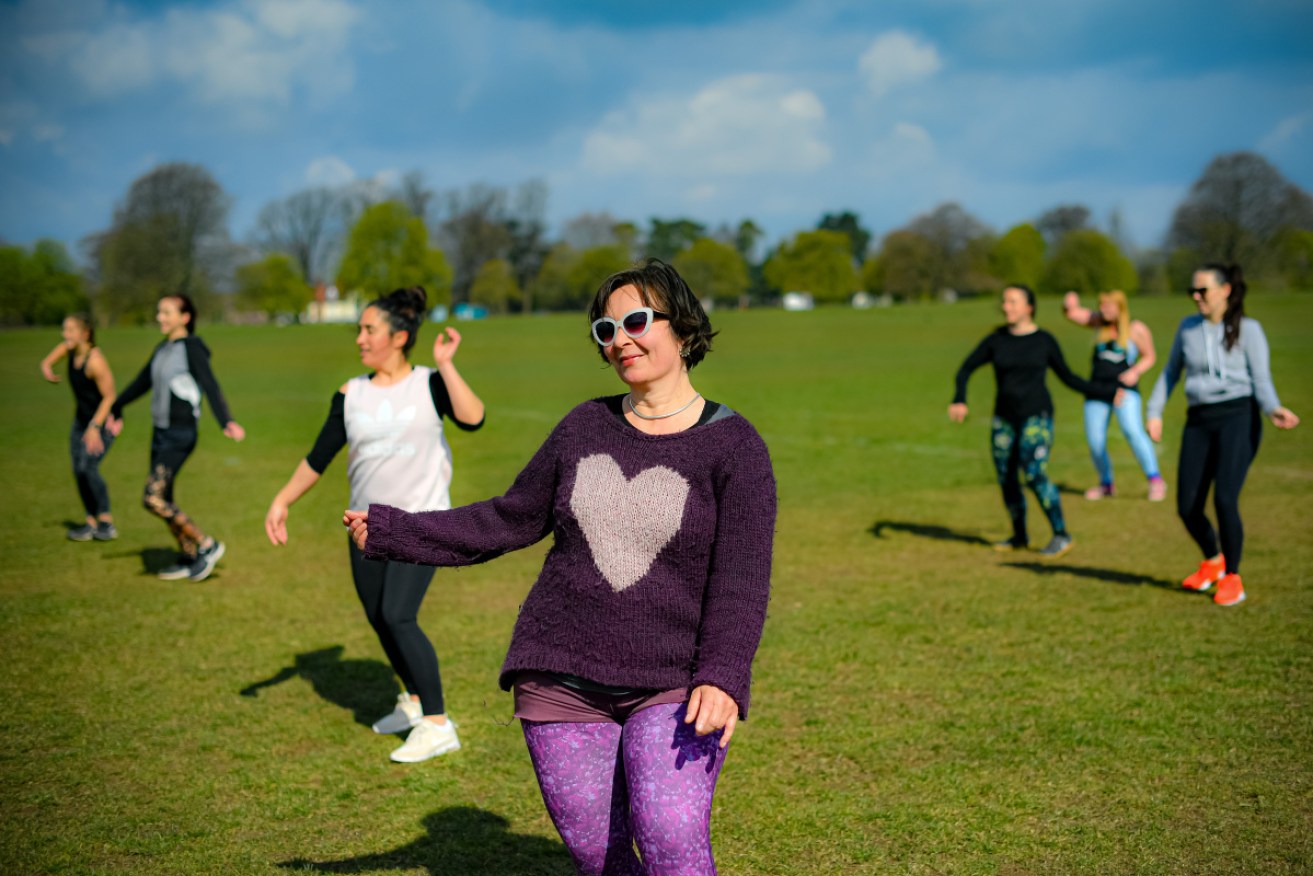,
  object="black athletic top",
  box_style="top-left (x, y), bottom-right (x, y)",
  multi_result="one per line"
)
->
top-left (953, 328), bottom-right (1112, 423)
top-left (304, 370), bottom-right (484, 474)
top-left (69, 353), bottom-right (102, 428)
top-left (112, 335), bottom-right (233, 430)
